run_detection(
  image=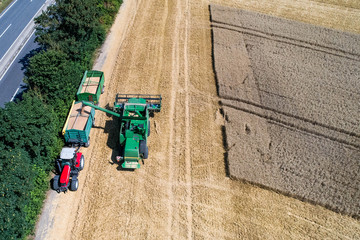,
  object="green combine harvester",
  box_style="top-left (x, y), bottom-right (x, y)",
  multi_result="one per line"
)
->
top-left (82, 94), bottom-right (161, 169)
